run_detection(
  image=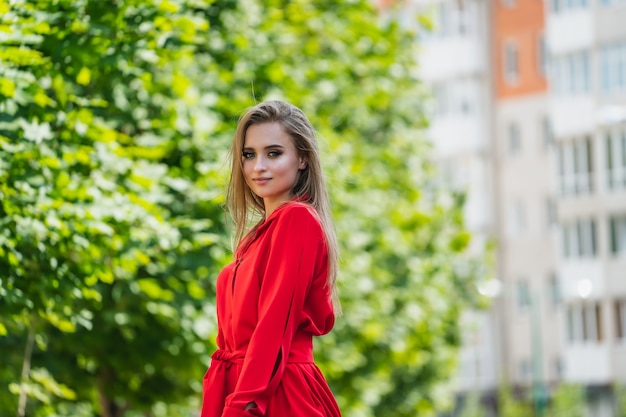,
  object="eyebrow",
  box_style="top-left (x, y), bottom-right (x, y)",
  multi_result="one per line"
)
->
top-left (242, 144), bottom-right (285, 151)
